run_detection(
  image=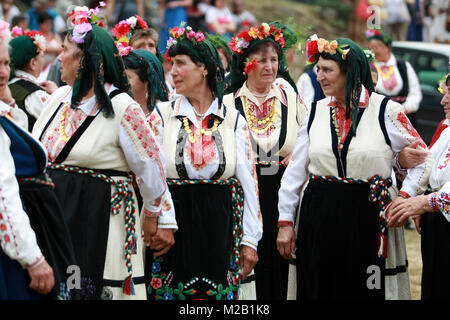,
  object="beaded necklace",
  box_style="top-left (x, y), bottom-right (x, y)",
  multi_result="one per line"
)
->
top-left (182, 116), bottom-right (220, 143)
top-left (331, 105), bottom-right (343, 151)
top-left (58, 103), bottom-right (72, 142)
top-left (243, 96), bottom-right (276, 135)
